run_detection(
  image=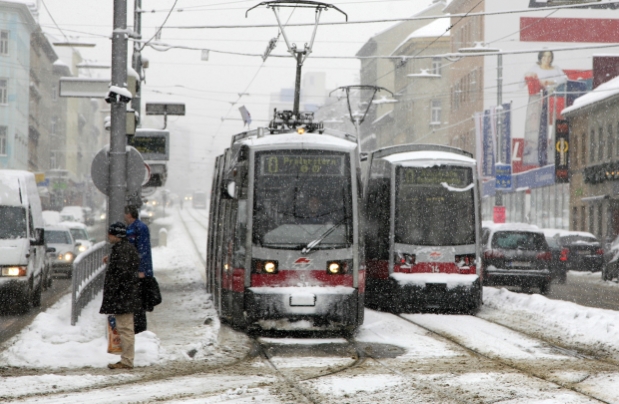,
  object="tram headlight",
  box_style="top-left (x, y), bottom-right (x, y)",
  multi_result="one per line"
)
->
top-left (252, 259), bottom-right (279, 274)
top-left (326, 260), bottom-right (351, 275)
